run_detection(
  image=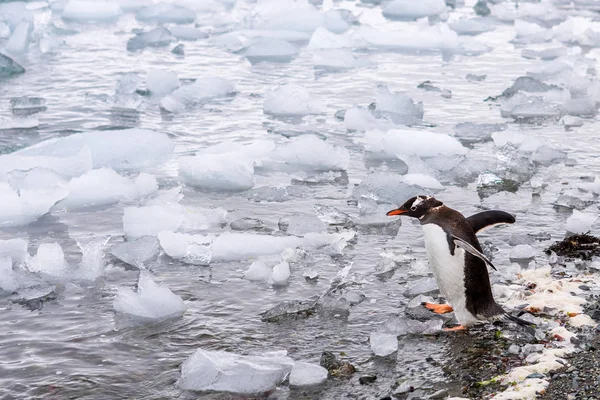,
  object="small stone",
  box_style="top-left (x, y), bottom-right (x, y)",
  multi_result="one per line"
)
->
top-left (359, 375), bottom-right (377, 385)
top-left (579, 285), bottom-right (591, 291)
top-left (508, 344), bottom-right (520, 354)
top-left (526, 372), bottom-right (544, 379)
